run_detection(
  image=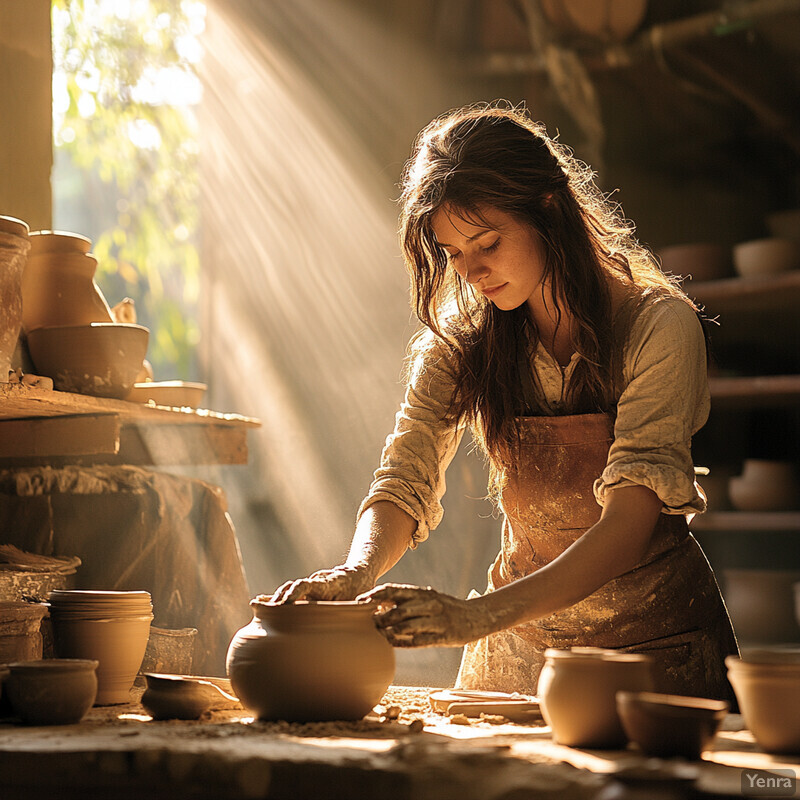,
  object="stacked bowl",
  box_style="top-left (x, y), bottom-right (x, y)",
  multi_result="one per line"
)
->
top-left (48, 590), bottom-right (153, 705)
